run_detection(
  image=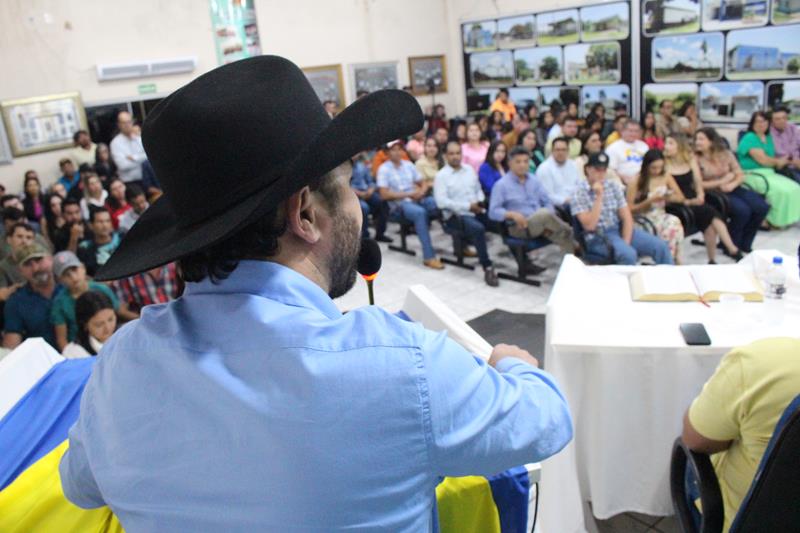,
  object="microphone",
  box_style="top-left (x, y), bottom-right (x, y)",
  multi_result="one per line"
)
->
top-left (357, 239), bottom-right (382, 305)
